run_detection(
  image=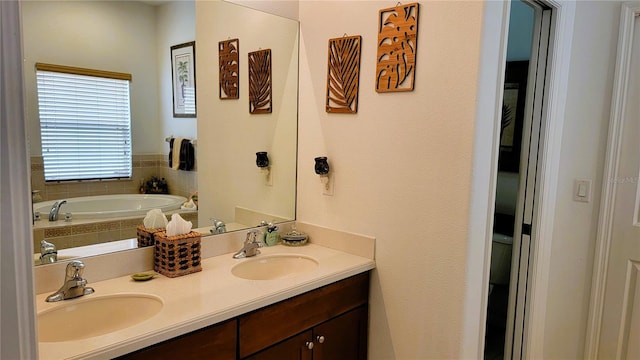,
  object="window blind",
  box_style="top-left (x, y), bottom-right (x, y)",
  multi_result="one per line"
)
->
top-left (36, 67), bottom-right (132, 181)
